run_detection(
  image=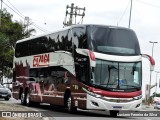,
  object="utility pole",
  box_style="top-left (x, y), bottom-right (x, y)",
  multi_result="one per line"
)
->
top-left (24, 17), bottom-right (29, 37)
top-left (128, 0), bottom-right (133, 28)
top-left (155, 71), bottom-right (160, 97)
top-left (63, 3), bottom-right (85, 27)
top-left (0, 0), bottom-right (2, 27)
top-left (147, 41), bottom-right (158, 105)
